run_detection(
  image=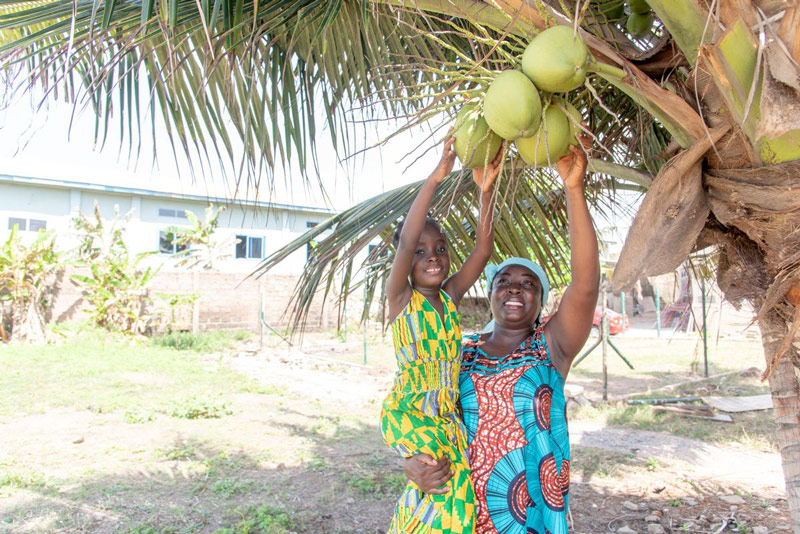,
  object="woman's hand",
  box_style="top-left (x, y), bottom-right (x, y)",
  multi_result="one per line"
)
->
top-left (431, 136), bottom-right (457, 183)
top-left (556, 132), bottom-right (591, 191)
top-left (473, 144), bottom-right (504, 192)
top-left (402, 454), bottom-right (453, 495)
